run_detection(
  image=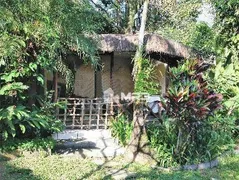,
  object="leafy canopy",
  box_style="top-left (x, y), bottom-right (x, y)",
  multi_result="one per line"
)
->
top-left (0, 0), bottom-right (104, 139)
